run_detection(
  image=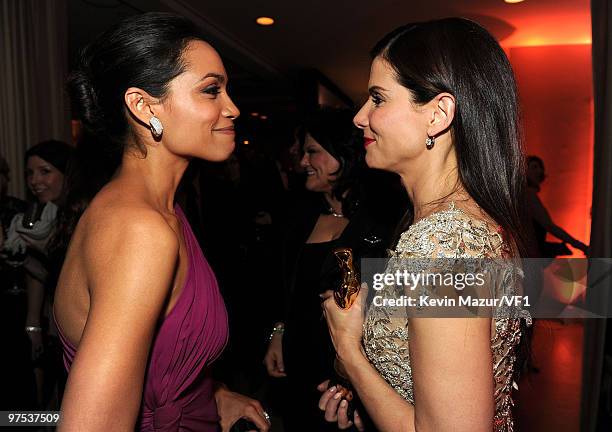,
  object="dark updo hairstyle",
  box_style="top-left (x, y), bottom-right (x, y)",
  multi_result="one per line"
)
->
top-left (373, 18), bottom-right (528, 256)
top-left (297, 108), bottom-right (365, 217)
top-left (67, 12), bottom-right (207, 156)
